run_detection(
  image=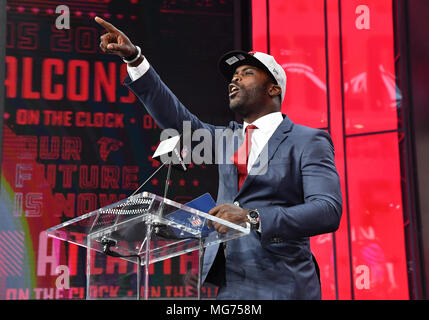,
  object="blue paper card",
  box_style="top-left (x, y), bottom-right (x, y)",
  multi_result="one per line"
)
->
top-left (166, 193), bottom-right (216, 238)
